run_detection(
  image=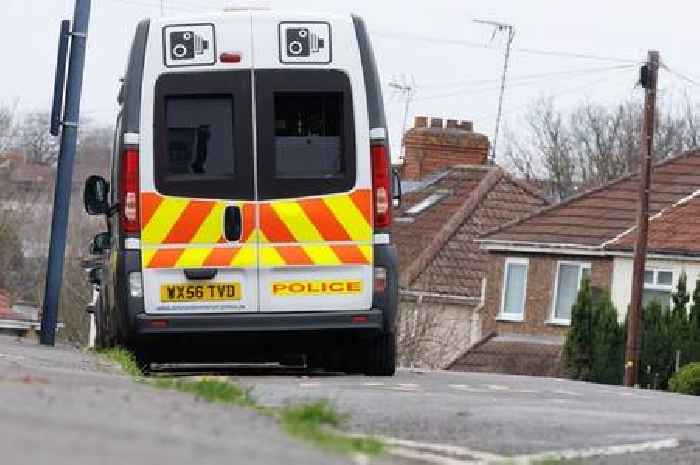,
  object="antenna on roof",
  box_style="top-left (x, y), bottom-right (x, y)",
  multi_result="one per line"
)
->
top-left (473, 19), bottom-right (515, 166)
top-left (389, 75), bottom-right (415, 165)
